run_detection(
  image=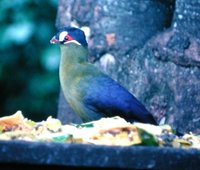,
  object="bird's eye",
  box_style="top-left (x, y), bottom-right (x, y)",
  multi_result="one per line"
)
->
top-left (65, 35), bottom-right (73, 41)
top-left (64, 35), bottom-right (68, 41)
